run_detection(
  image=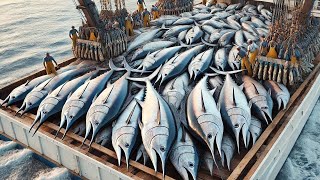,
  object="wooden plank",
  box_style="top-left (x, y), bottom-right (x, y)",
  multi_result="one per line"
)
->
top-left (245, 67), bottom-right (320, 179)
top-left (228, 55), bottom-right (320, 179)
